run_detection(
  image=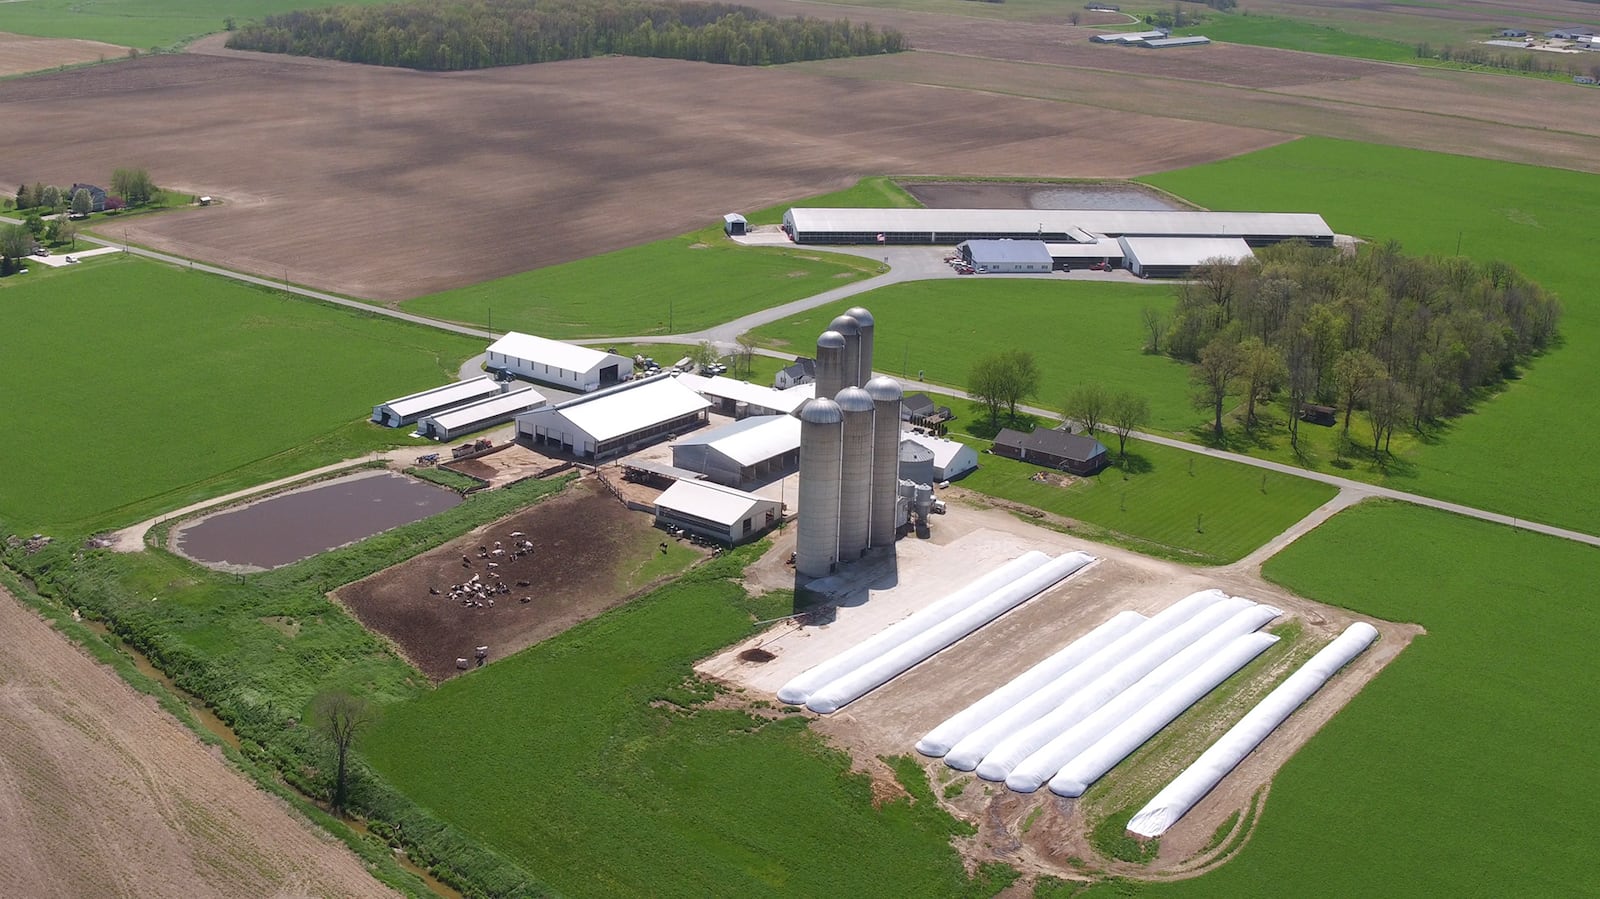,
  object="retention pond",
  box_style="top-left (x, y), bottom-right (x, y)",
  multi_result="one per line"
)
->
top-left (172, 470), bottom-right (461, 571)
